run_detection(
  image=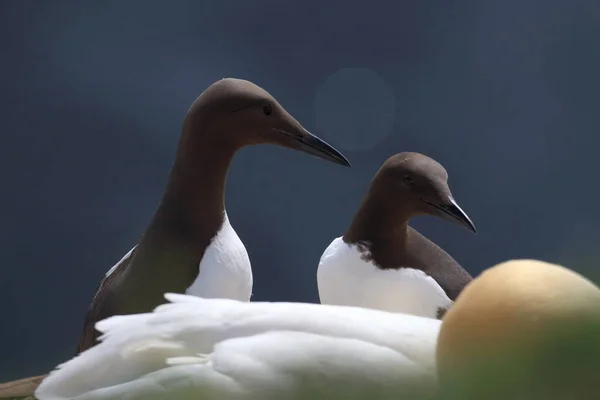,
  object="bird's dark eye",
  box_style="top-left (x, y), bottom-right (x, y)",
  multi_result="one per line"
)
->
top-left (404, 175), bottom-right (415, 185)
top-left (262, 104), bottom-right (272, 115)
